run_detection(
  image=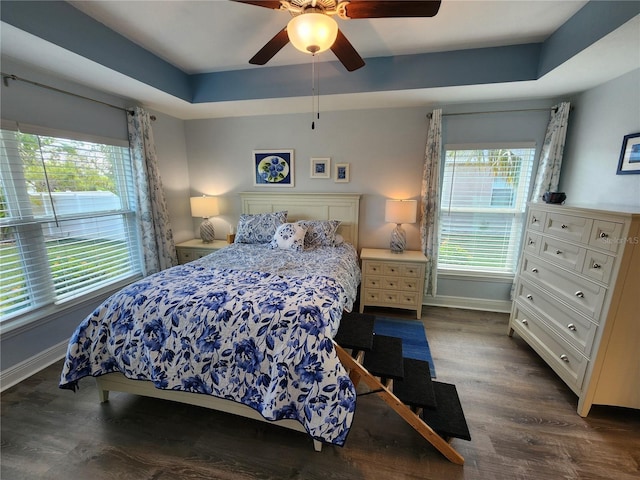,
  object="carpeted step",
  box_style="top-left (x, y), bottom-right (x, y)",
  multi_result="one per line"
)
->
top-left (420, 381), bottom-right (471, 441)
top-left (363, 334), bottom-right (404, 380)
top-left (334, 312), bottom-right (375, 351)
top-left (393, 358), bottom-right (437, 409)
